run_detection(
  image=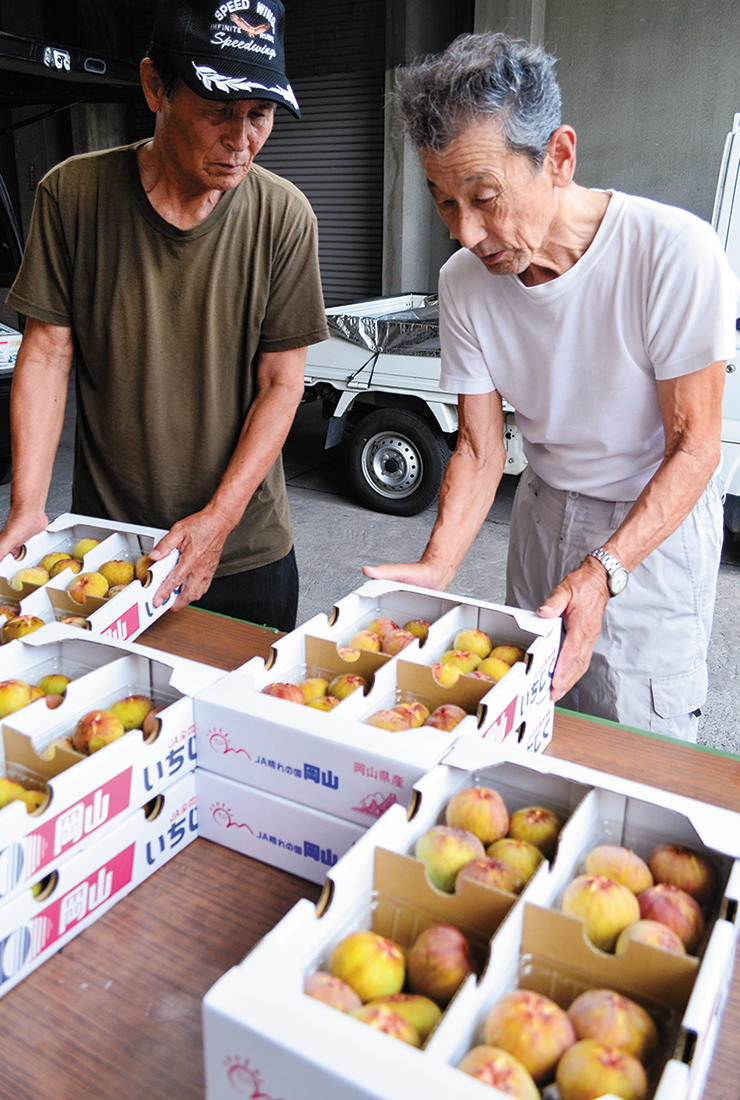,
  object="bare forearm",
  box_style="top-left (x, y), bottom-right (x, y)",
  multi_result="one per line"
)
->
top-left (0, 320), bottom-right (73, 558)
top-left (420, 436), bottom-right (505, 588)
top-left (205, 356), bottom-right (306, 536)
top-left (607, 442), bottom-right (720, 571)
